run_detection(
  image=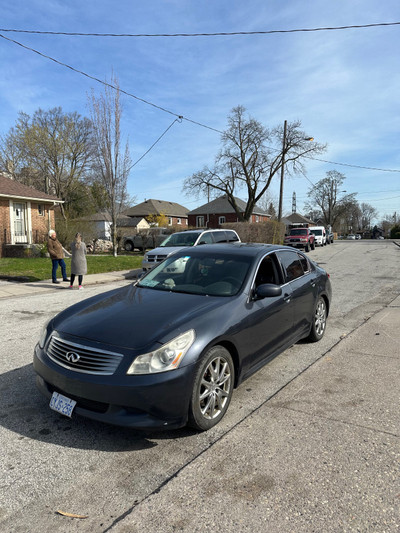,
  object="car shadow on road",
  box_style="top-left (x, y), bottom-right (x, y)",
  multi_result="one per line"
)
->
top-left (0, 364), bottom-right (195, 451)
